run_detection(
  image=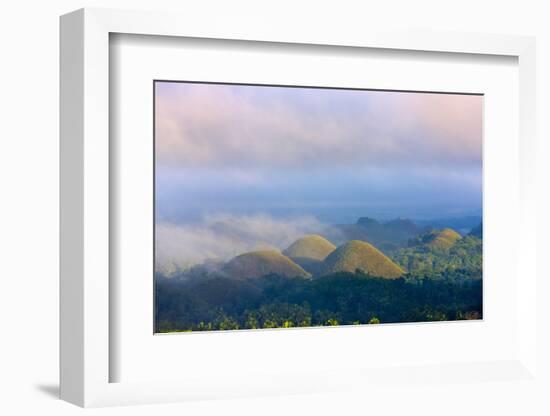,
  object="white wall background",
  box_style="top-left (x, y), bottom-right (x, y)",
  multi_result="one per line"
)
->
top-left (0, 1), bottom-right (548, 415)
